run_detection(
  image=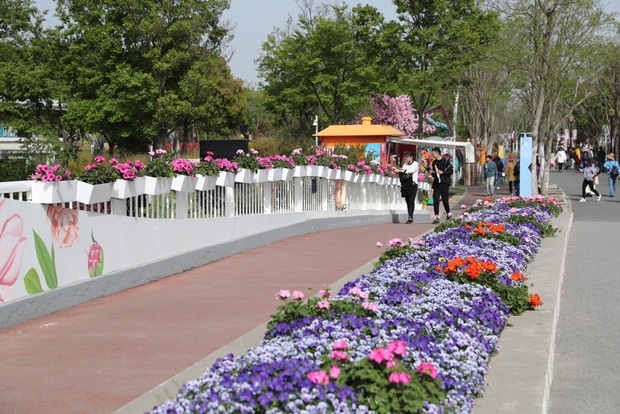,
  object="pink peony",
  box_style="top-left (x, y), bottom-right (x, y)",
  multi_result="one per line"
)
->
top-left (307, 370), bottom-right (330, 385)
top-left (389, 372), bottom-right (411, 385)
top-left (275, 289), bottom-right (291, 300)
top-left (329, 365), bottom-right (341, 379)
top-left (331, 340), bottom-right (349, 350)
top-left (291, 290), bottom-right (305, 300)
top-left (417, 362), bottom-right (438, 379)
top-left (387, 340), bottom-right (408, 356)
top-left (369, 347), bottom-right (394, 364)
top-left (317, 300), bottom-right (330, 310)
top-left (330, 350), bottom-right (348, 362)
